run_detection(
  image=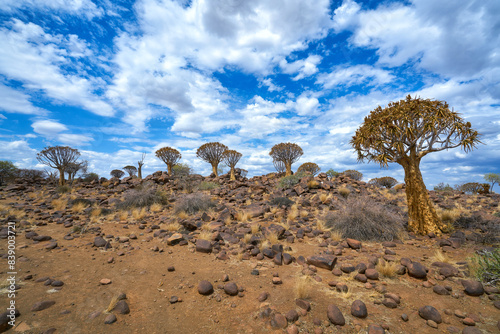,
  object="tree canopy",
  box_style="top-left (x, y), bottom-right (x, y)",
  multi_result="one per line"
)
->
top-left (223, 149), bottom-right (242, 180)
top-left (155, 147), bottom-right (181, 175)
top-left (196, 142), bottom-right (228, 176)
top-left (297, 162), bottom-right (321, 176)
top-left (269, 142), bottom-right (303, 176)
top-left (36, 146), bottom-right (80, 185)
